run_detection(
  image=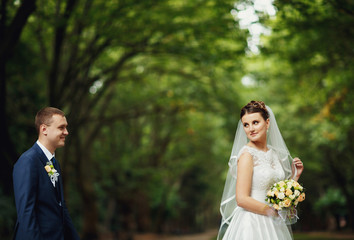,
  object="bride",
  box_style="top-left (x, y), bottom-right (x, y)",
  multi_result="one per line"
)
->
top-left (217, 101), bottom-right (304, 240)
